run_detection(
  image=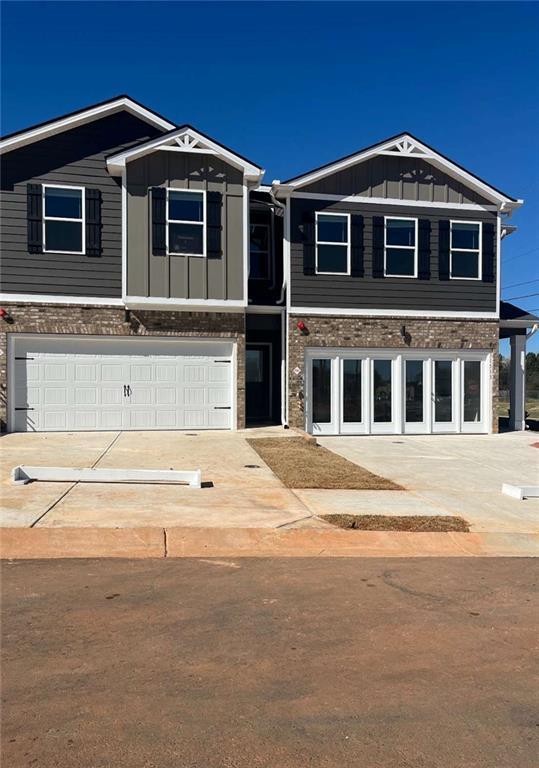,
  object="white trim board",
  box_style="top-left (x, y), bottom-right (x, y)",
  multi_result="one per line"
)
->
top-left (123, 296), bottom-right (246, 312)
top-left (0, 293), bottom-right (124, 307)
top-left (0, 97), bottom-right (175, 154)
top-left (288, 307), bottom-right (499, 319)
top-left (285, 192), bottom-right (501, 212)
